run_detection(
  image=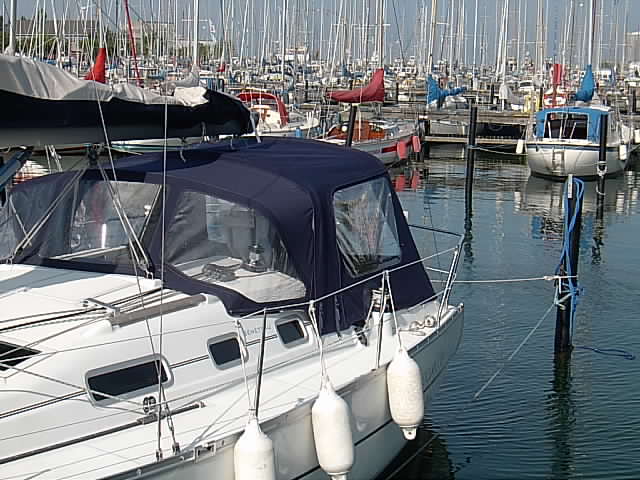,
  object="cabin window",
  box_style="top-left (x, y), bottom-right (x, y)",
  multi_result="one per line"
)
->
top-left (276, 316), bottom-right (307, 346)
top-left (165, 190), bottom-right (306, 303)
top-left (544, 113), bottom-right (588, 140)
top-left (334, 177), bottom-right (401, 277)
top-left (0, 341), bottom-right (39, 372)
top-left (86, 356), bottom-right (169, 404)
top-left (208, 335), bottom-right (244, 369)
